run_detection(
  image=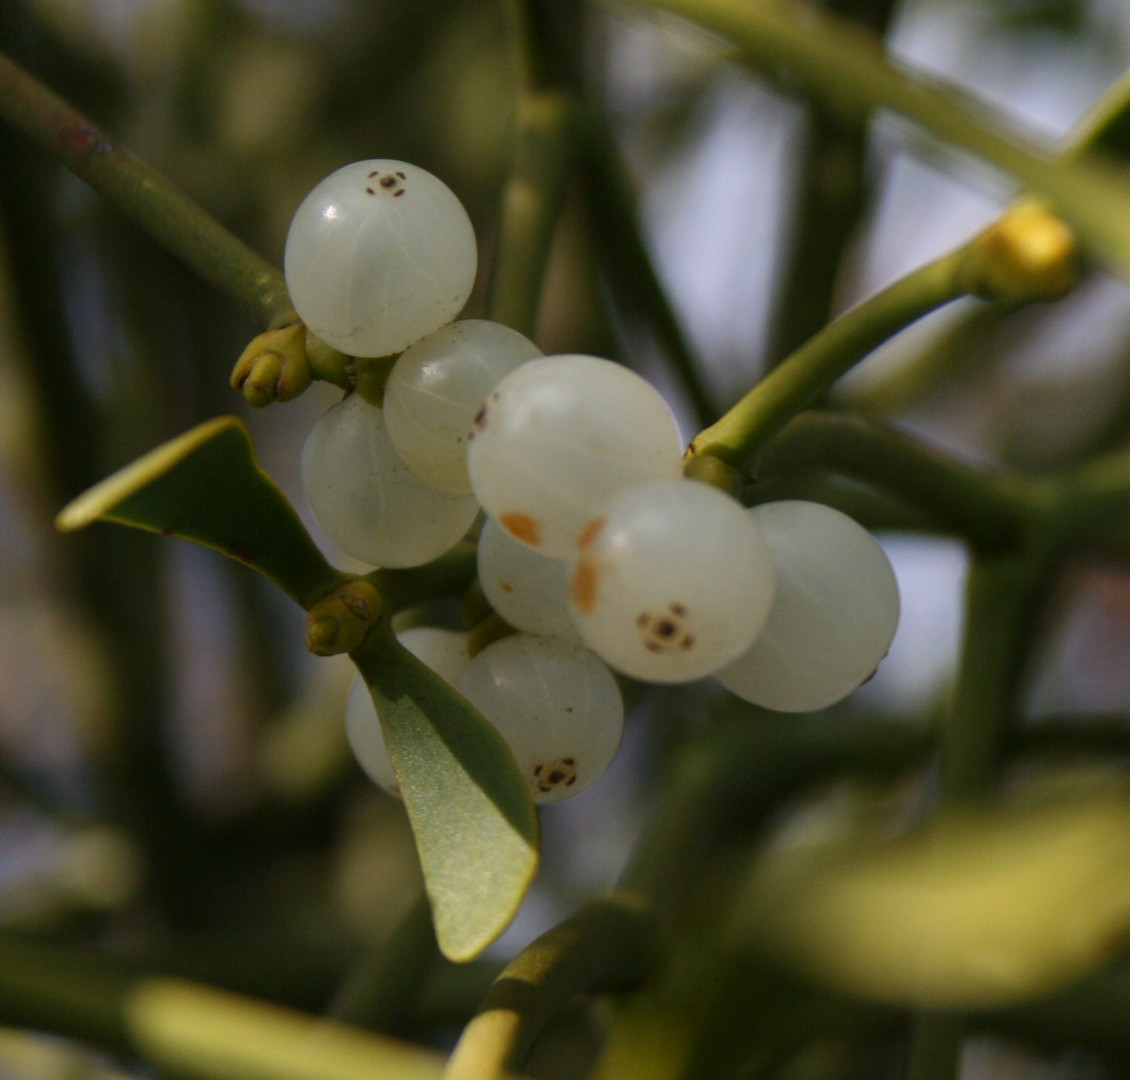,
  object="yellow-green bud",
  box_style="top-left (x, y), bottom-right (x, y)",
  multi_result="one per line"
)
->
top-left (963, 201), bottom-right (1079, 303)
top-left (305, 580), bottom-right (383, 656)
top-left (230, 323), bottom-right (313, 406)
